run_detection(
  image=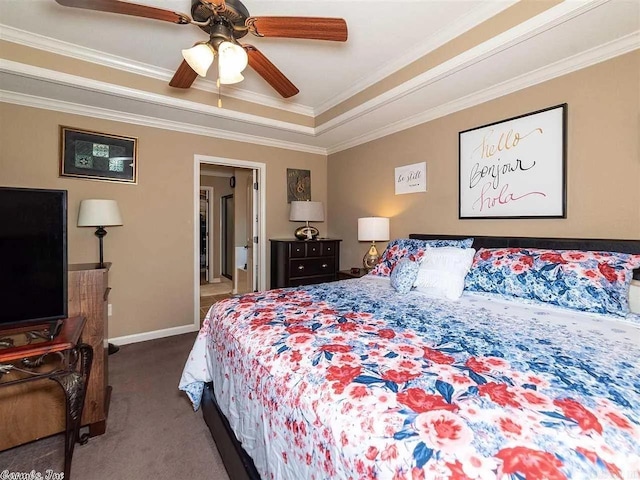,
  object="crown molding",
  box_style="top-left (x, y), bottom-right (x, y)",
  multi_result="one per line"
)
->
top-left (327, 31), bottom-right (640, 154)
top-left (313, 0), bottom-right (518, 116)
top-left (0, 59), bottom-right (315, 136)
top-left (317, 0), bottom-right (610, 137)
top-left (0, 90), bottom-right (327, 155)
top-left (0, 24), bottom-right (315, 117)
